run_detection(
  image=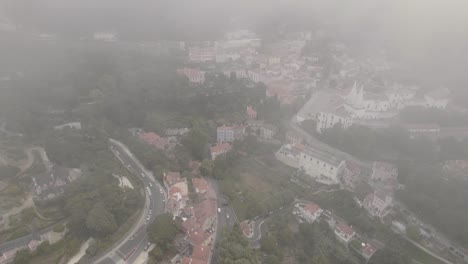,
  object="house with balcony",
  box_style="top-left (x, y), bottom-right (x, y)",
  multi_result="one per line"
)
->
top-left (294, 202), bottom-right (323, 223)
